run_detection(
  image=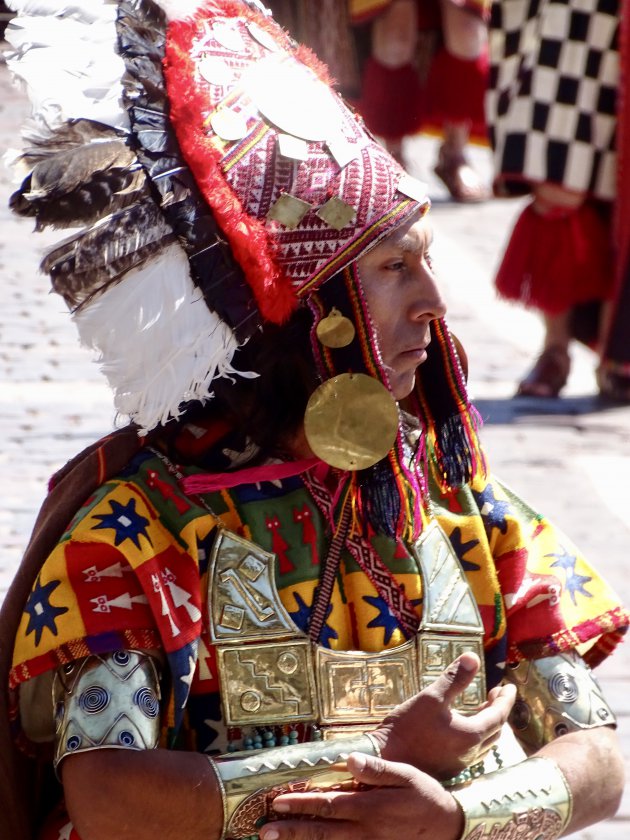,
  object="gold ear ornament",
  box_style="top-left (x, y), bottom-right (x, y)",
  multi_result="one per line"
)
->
top-left (315, 308), bottom-right (356, 349)
top-left (304, 372), bottom-right (398, 471)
